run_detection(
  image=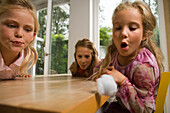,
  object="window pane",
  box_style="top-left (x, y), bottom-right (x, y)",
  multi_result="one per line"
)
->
top-left (35, 3), bottom-right (70, 75)
top-left (50, 4), bottom-right (69, 74)
top-left (99, 0), bottom-right (122, 59)
top-left (36, 9), bottom-right (47, 75)
top-left (142, 0), bottom-right (160, 47)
